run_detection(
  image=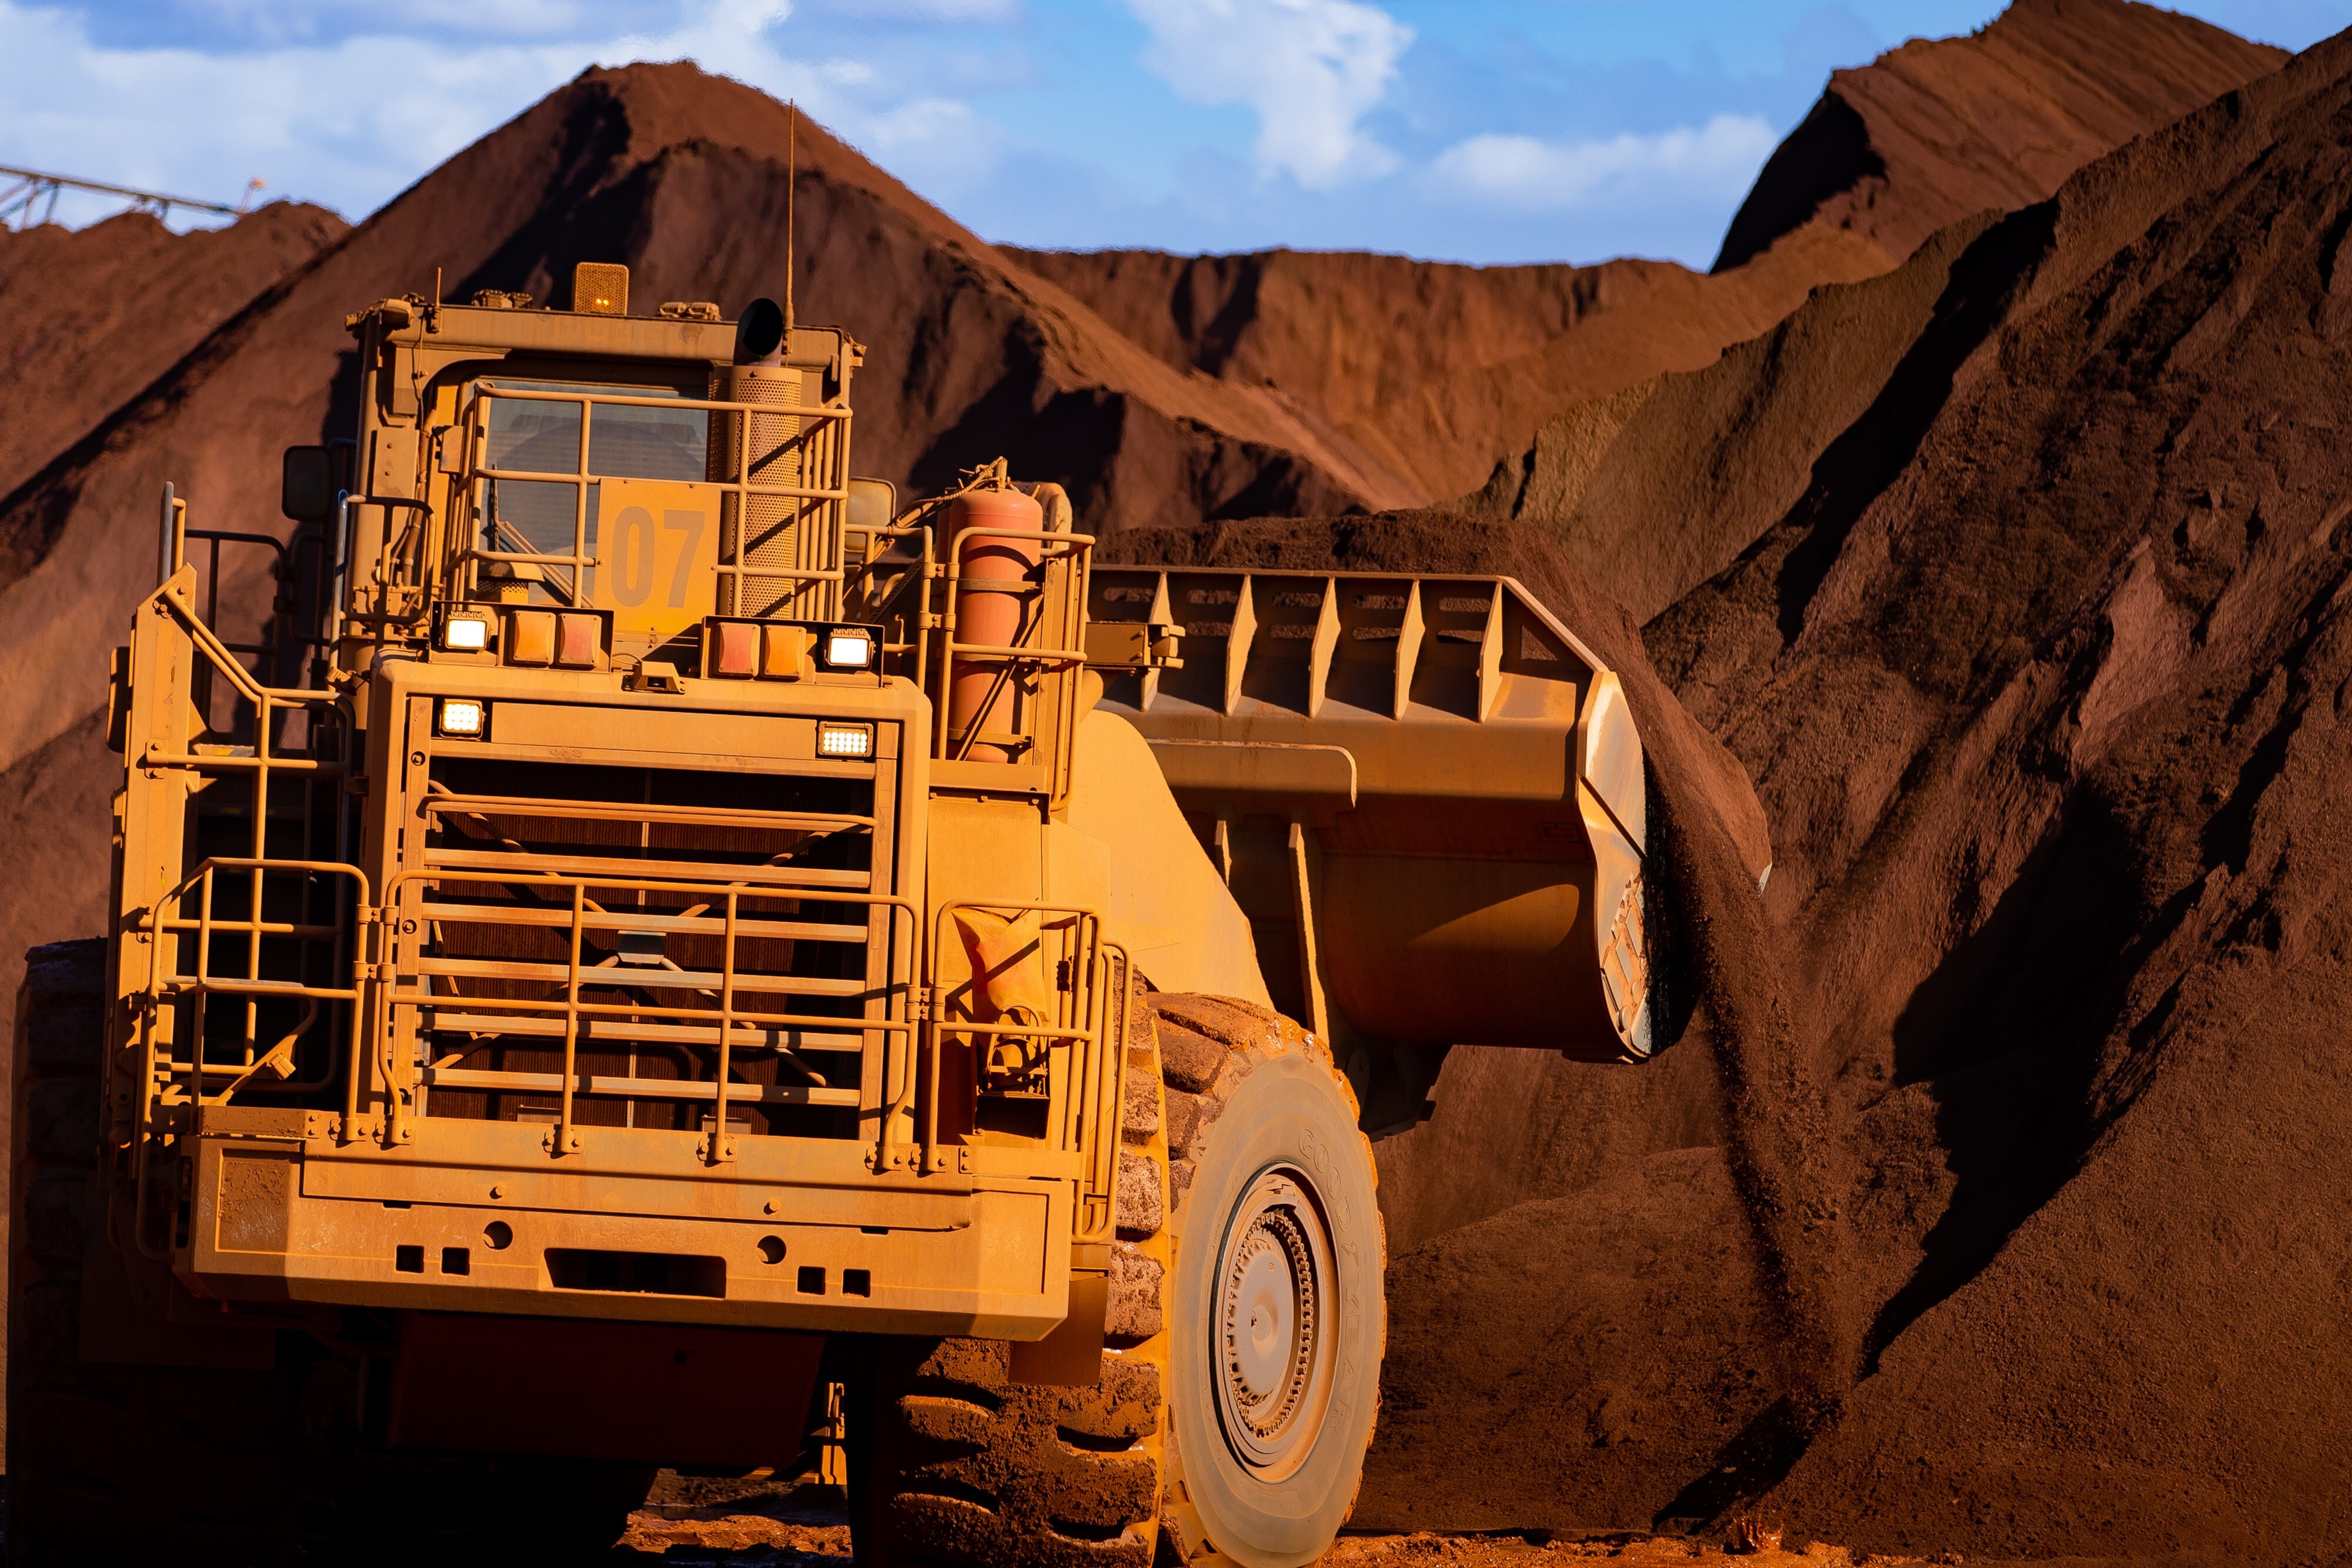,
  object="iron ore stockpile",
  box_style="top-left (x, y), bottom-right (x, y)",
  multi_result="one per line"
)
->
top-left (1167, 21), bottom-right (2352, 1563)
top-left (2, 0), bottom-right (2344, 1559)
top-left (0, 200), bottom-right (345, 503)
